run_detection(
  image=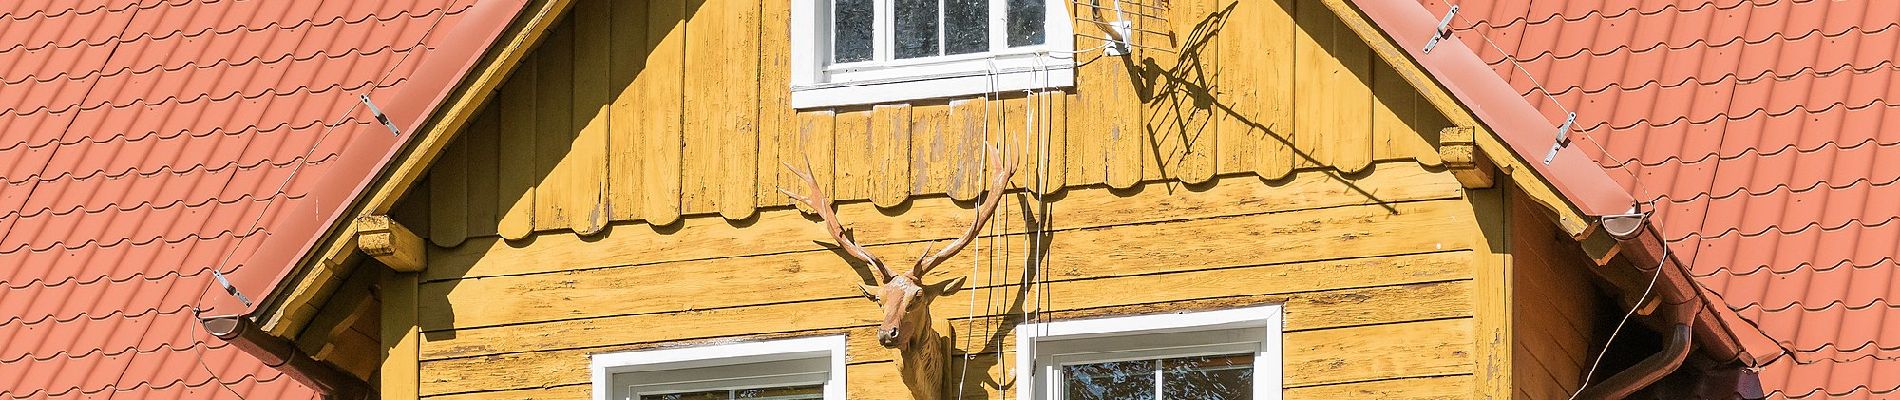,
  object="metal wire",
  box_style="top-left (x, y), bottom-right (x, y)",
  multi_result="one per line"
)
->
top-left (1569, 223), bottom-right (1667, 400)
top-left (177, 0), bottom-right (463, 398)
top-left (1442, 3), bottom-right (1657, 202)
